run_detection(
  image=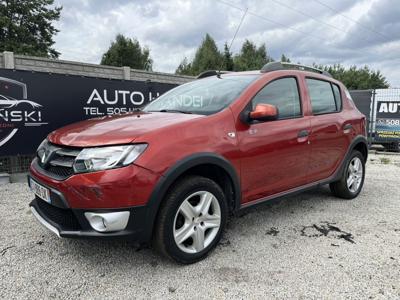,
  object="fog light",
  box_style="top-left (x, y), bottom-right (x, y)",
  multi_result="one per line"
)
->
top-left (84, 211), bottom-right (130, 232)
